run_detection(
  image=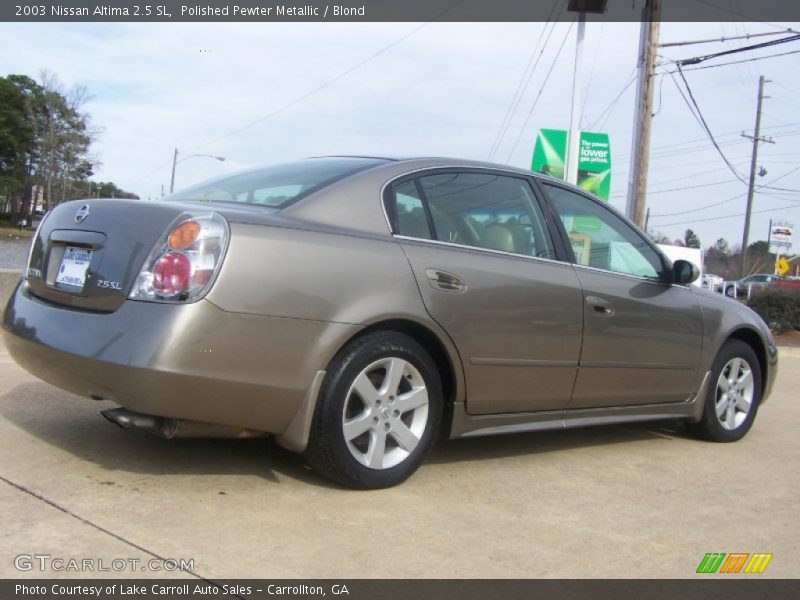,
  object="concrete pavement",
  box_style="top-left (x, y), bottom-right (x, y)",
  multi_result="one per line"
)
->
top-left (0, 341), bottom-right (797, 579)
